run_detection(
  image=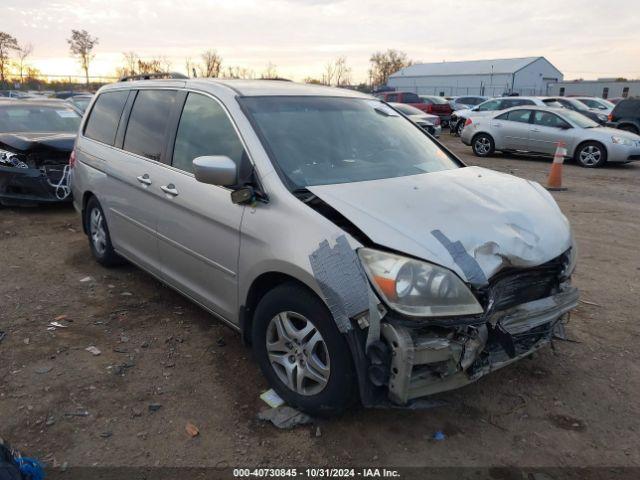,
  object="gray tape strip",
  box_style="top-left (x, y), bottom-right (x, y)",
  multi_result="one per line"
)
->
top-left (309, 235), bottom-right (370, 332)
top-left (366, 289), bottom-right (382, 349)
top-left (431, 229), bottom-right (487, 286)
